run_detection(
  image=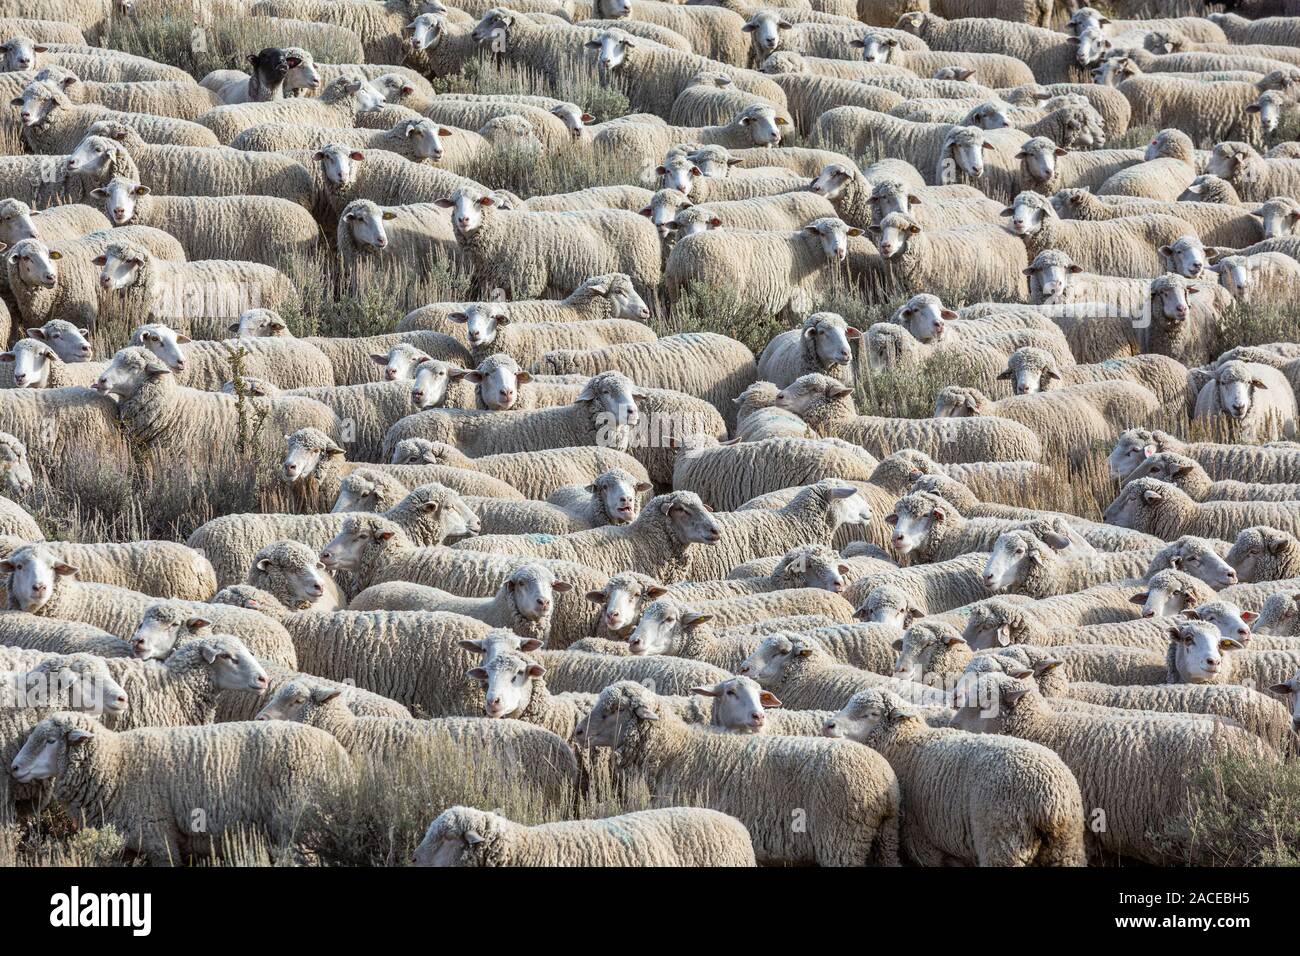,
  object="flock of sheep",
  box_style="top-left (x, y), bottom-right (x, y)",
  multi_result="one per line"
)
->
top-left (0, 0), bottom-right (1299, 869)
